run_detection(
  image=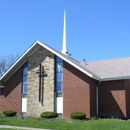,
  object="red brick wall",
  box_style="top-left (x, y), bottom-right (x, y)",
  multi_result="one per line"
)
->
top-left (99, 80), bottom-right (127, 118)
top-left (124, 79), bottom-right (130, 118)
top-left (63, 61), bottom-right (97, 118)
top-left (0, 88), bottom-right (4, 112)
top-left (90, 79), bottom-right (98, 117)
top-left (0, 67), bottom-right (22, 115)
